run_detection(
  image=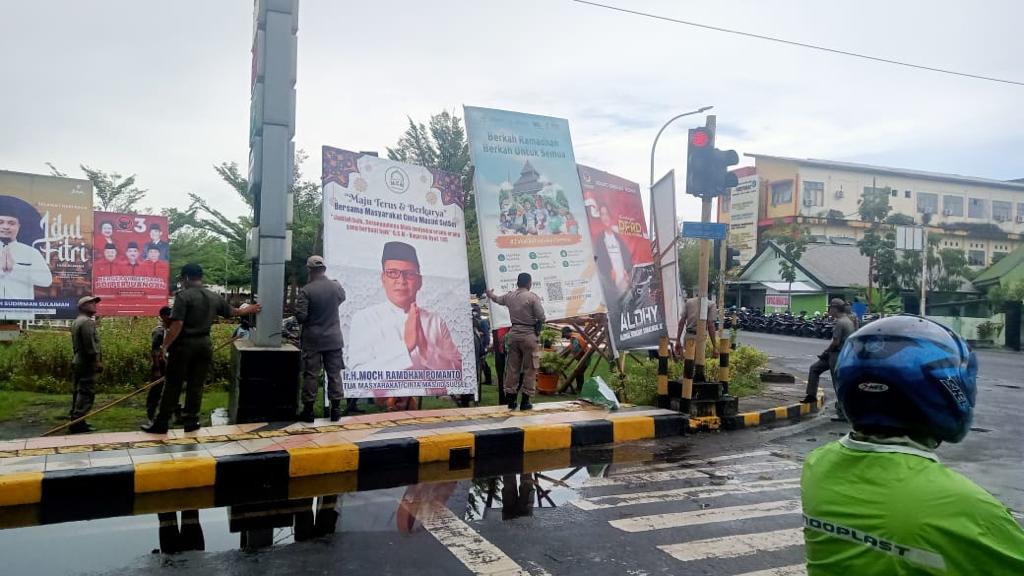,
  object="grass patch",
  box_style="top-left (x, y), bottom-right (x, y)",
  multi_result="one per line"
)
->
top-left (0, 389), bottom-right (231, 440)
